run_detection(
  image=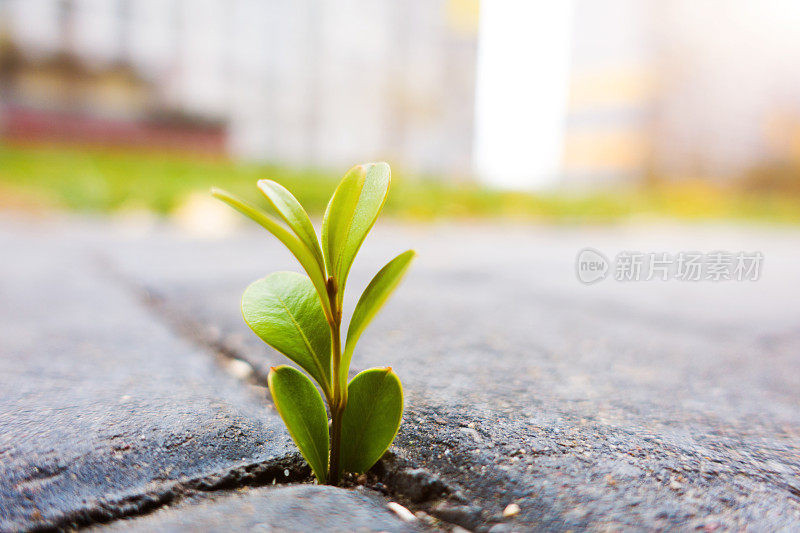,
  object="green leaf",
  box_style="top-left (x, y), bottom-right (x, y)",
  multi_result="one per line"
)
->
top-left (340, 250), bottom-right (415, 386)
top-left (268, 365), bottom-right (329, 484)
top-left (257, 179), bottom-right (326, 275)
top-left (339, 367), bottom-right (403, 476)
top-left (321, 163), bottom-right (391, 305)
top-left (211, 188), bottom-right (332, 321)
top-left (242, 272), bottom-right (332, 397)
